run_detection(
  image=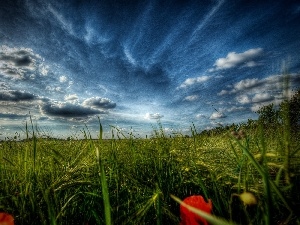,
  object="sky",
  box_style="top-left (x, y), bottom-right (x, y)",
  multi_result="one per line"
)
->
top-left (0, 0), bottom-right (300, 139)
